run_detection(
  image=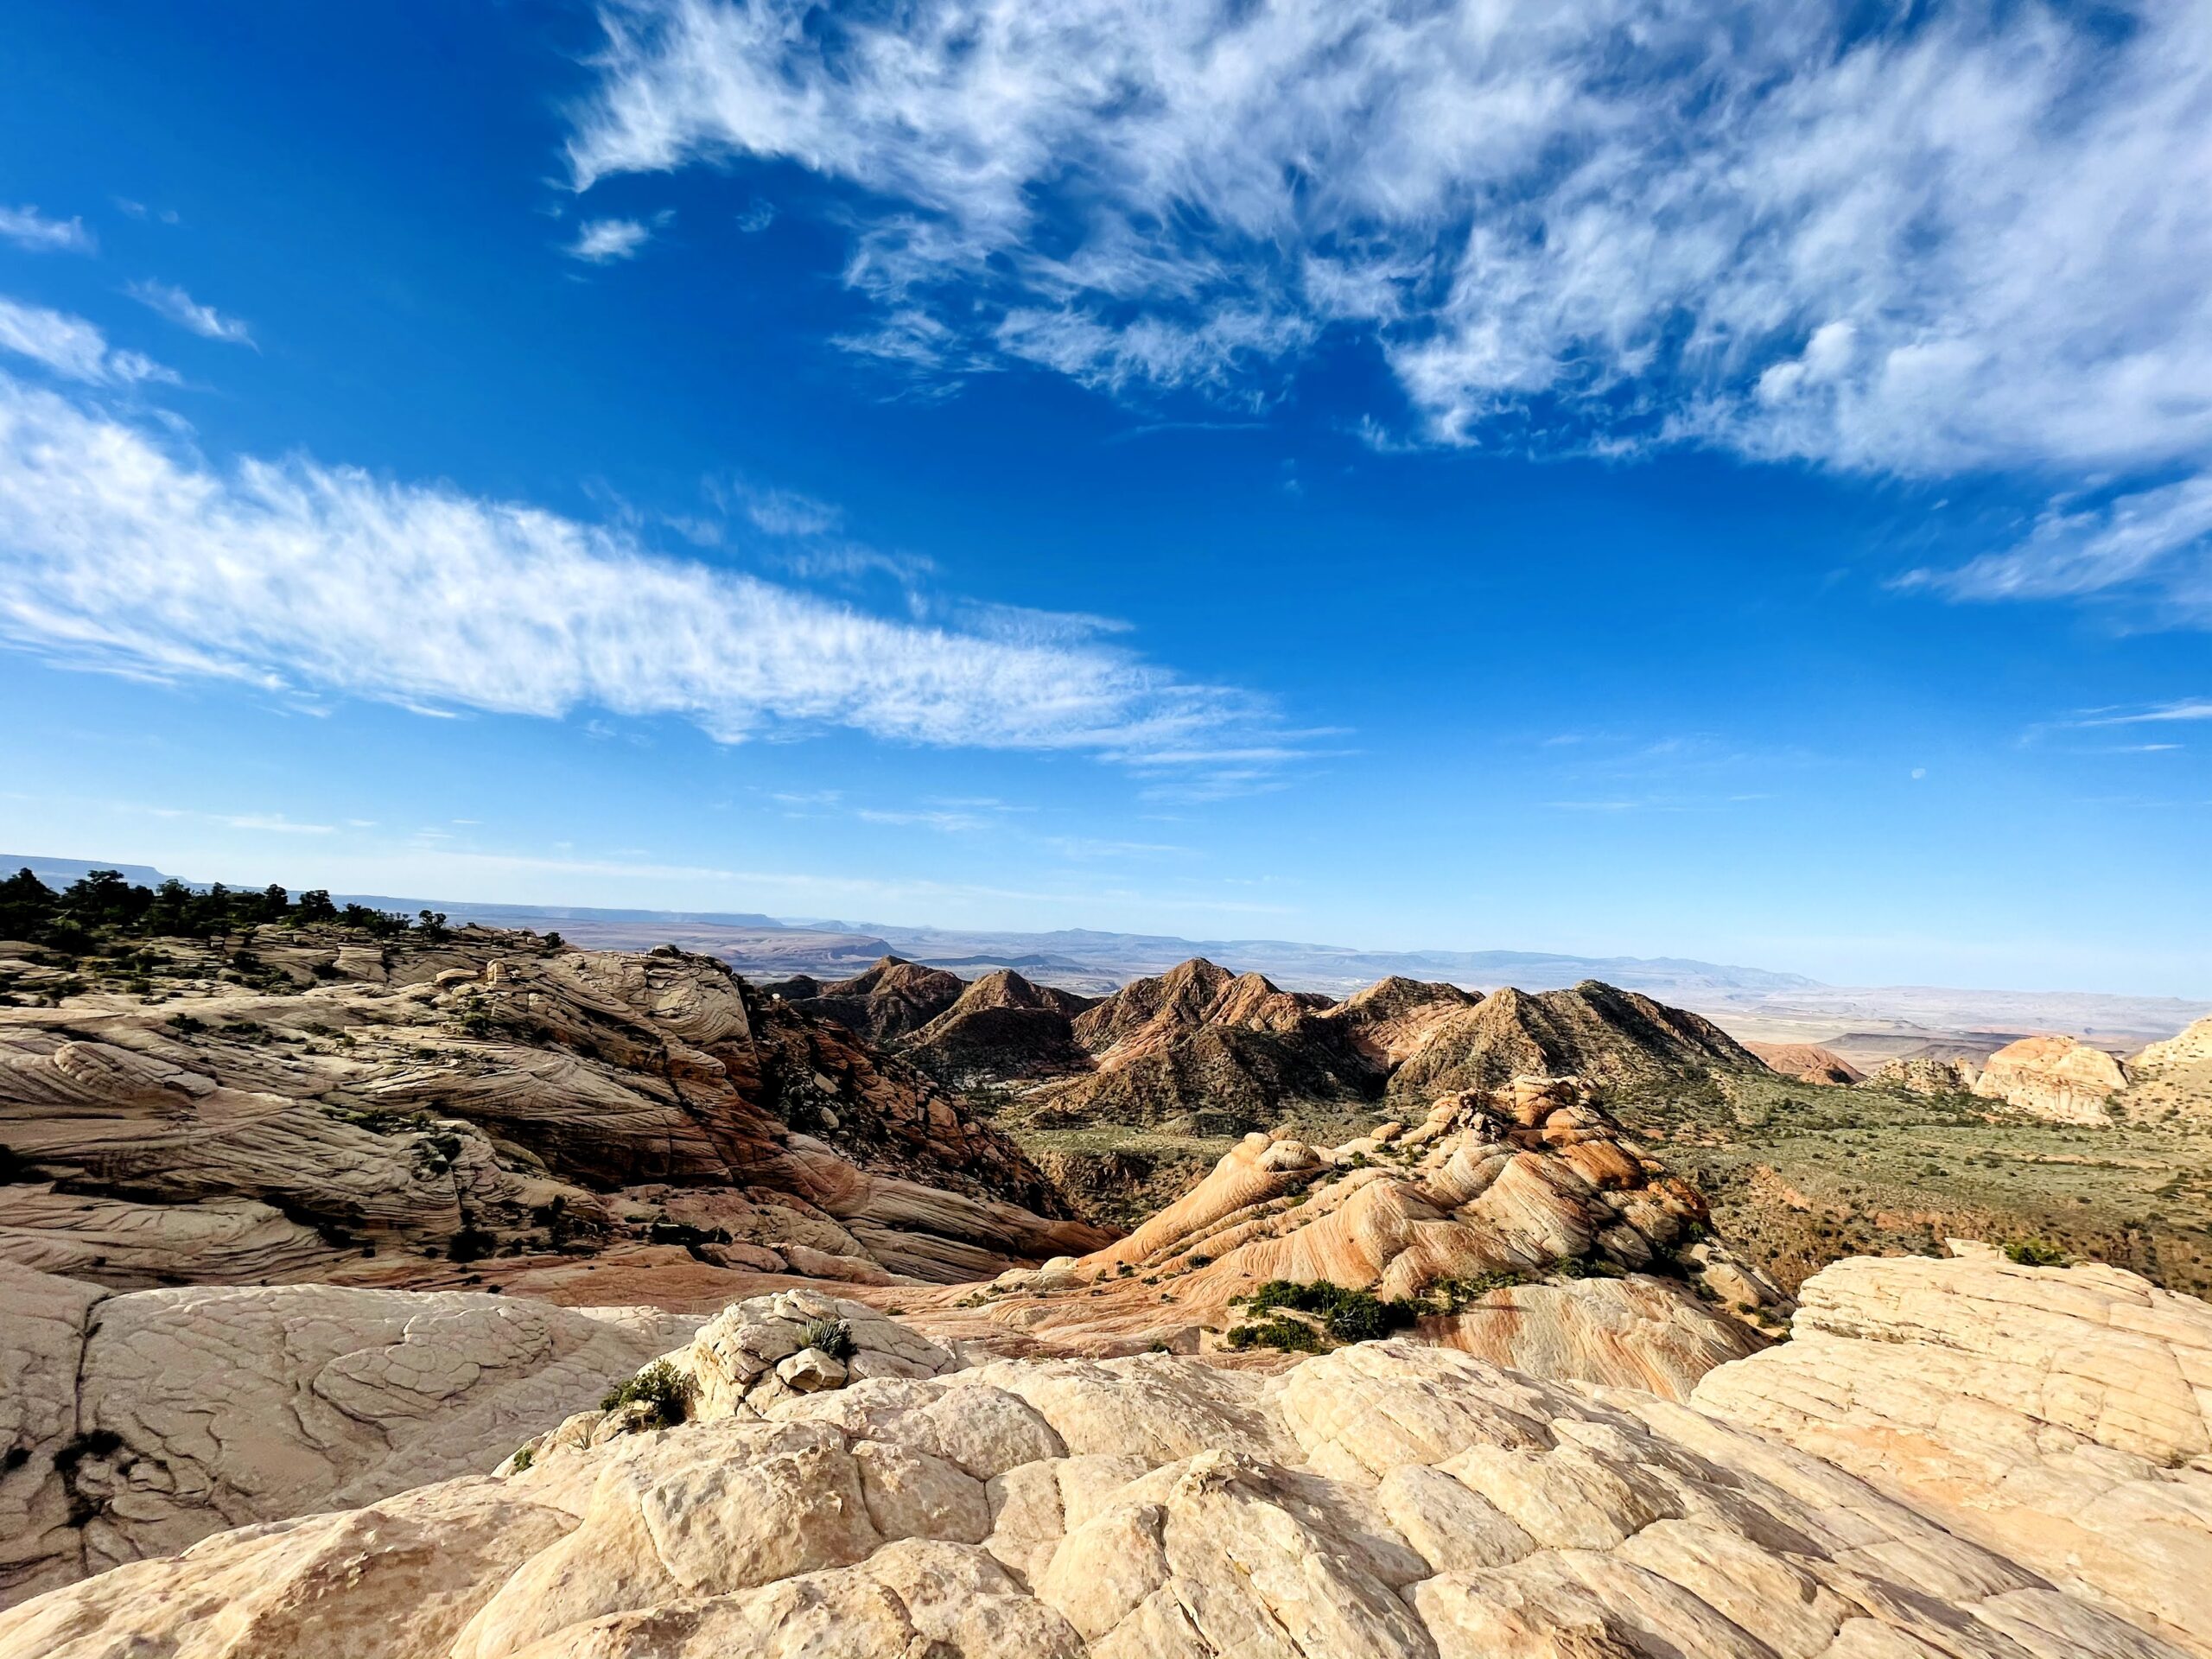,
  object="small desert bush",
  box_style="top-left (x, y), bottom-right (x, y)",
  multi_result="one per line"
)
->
top-left (601, 1359), bottom-right (695, 1428)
